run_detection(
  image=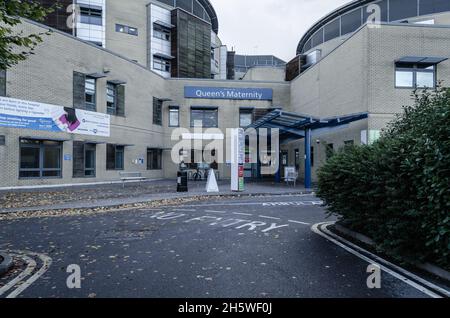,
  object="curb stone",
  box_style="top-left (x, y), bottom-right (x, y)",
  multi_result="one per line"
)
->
top-left (0, 190), bottom-right (316, 215)
top-left (333, 223), bottom-right (450, 283)
top-left (0, 252), bottom-right (13, 276)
